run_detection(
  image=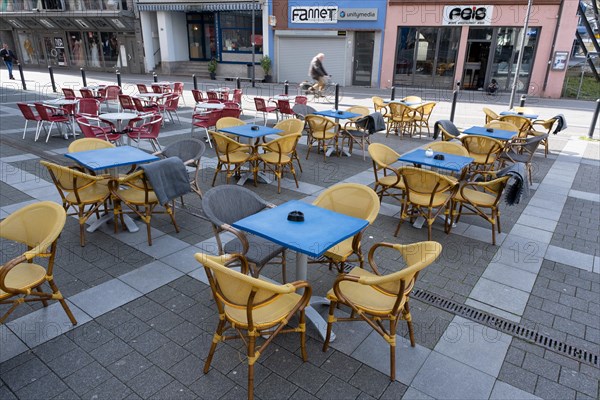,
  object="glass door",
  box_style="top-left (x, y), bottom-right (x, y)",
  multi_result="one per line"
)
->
top-left (352, 31), bottom-right (374, 86)
top-left (187, 13), bottom-right (216, 61)
top-left (489, 27), bottom-right (539, 92)
top-left (462, 28), bottom-right (493, 90)
top-left (42, 34), bottom-right (67, 67)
